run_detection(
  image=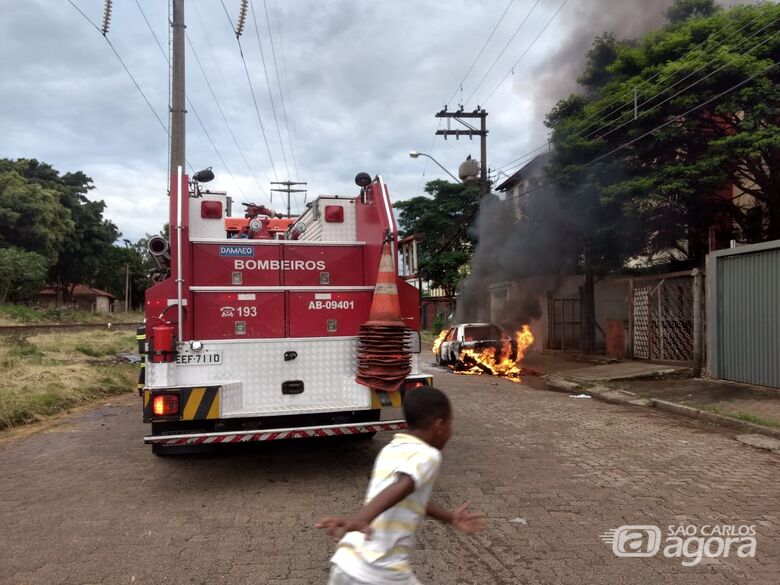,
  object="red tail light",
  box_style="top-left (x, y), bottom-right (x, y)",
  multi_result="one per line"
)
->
top-left (152, 394), bottom-right (179, 417)
top-left (201, 200), bottom-right (223, 219)
top-left (324, 205), bottom-right (344, 223)
top-left (404, 380), bottom-right (429, 390)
